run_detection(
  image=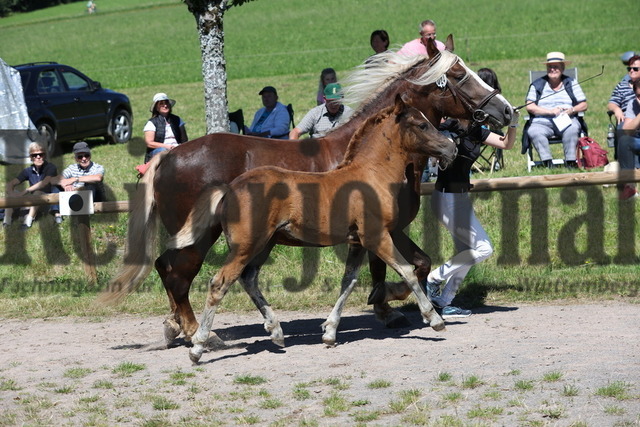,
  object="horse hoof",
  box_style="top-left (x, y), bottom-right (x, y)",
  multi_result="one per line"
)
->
top-left (367, 283), bottom-right (386, 305)
top-left (322, 334), bottom-right (337, 347)
top-left (272, 336), bottom-right (285, 348)
top-left (163, 318), bottom-right (181, 346)
top-left (270, 326), bottom-right (285, 348)
top-left (385, 313), bottom-right (411, 329)
top-left (189, 346), bottom-right (204, 364)
top-left (430, 317), bottom-right (446, 332)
